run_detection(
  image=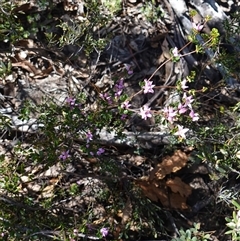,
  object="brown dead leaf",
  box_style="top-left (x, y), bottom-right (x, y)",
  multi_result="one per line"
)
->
top-left (161, 38), bottom-right (171, 59)
top-left (12, 59), bottom-right (54, 78)
top-left (150, 150), bottom-right (188, 180)
top-left (15, 39), bottom-right (36, 48)
top-left (157, 190), bottom-right (189, 209)
top-left (12, 60), bottom-right (41, 76)
top-left (40, 184), bottom-right (55, 198)
top-left (166, 177), bottom-right (192, 197)
top-left (85, 157), bottom-right (98, 164)
top-left (168, 193), bottom-right (189, 209)
top-left (11, 51), bottom-right (54, 78)
top-left (136, 180), bottom-right (169, 205)
top-left (34, 65), bottom-right (53, 79)
top-left (49, 177), bottom-right (61, 185)
top-left (150, 33), bottom-right (168, 48)
top-left (164, 59), bottom-right (173, 81)
top-left (112, 225), bottom-right (122, 240)
top-left (136, 179), bottom-right (190, 209)
top-left (39, 176), bottom-right (61, 199)
top-left (92, 217), bottom-right (107, 225)
top-left (121, 197), bottom-right (132, 225)
top-left (136, 180), bottom-right (161, 202)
